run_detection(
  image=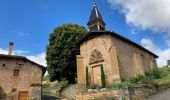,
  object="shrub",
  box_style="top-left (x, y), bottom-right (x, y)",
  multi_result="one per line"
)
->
top-left (49, 81), bottom-right (59, 87)
top-left (101, 65), bottom-right (106, 88)
top-left (42, 81), bottom-right (51, 88)
top-left (42, 80), bottom-right (58, 88)
top-left (43, 75), bottom-right (50, 81)
top-left (86, 66), bottom-right (89, 88)
top-left (42, 79), bottom-right (68, 90)
top-left (107, 82), bottom-right (133, 89)
top-left (145, 68), bottom-right (162, 79)
top-left (58, 80), bottom-right (69, 90)
top-left (129, 75), bottom-right (144, 84)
